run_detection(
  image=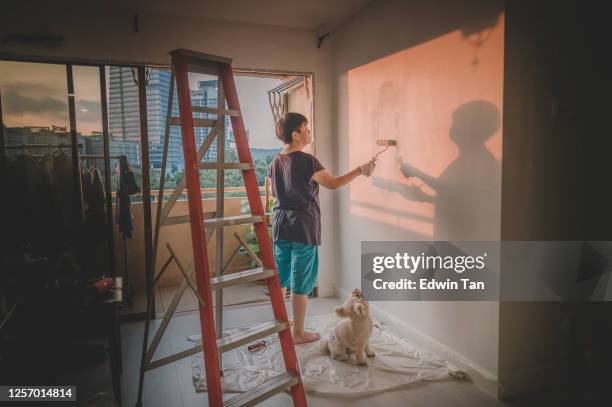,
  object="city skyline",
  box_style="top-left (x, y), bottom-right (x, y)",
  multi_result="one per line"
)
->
top-left (0, 61), bottom-right (284, 150)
